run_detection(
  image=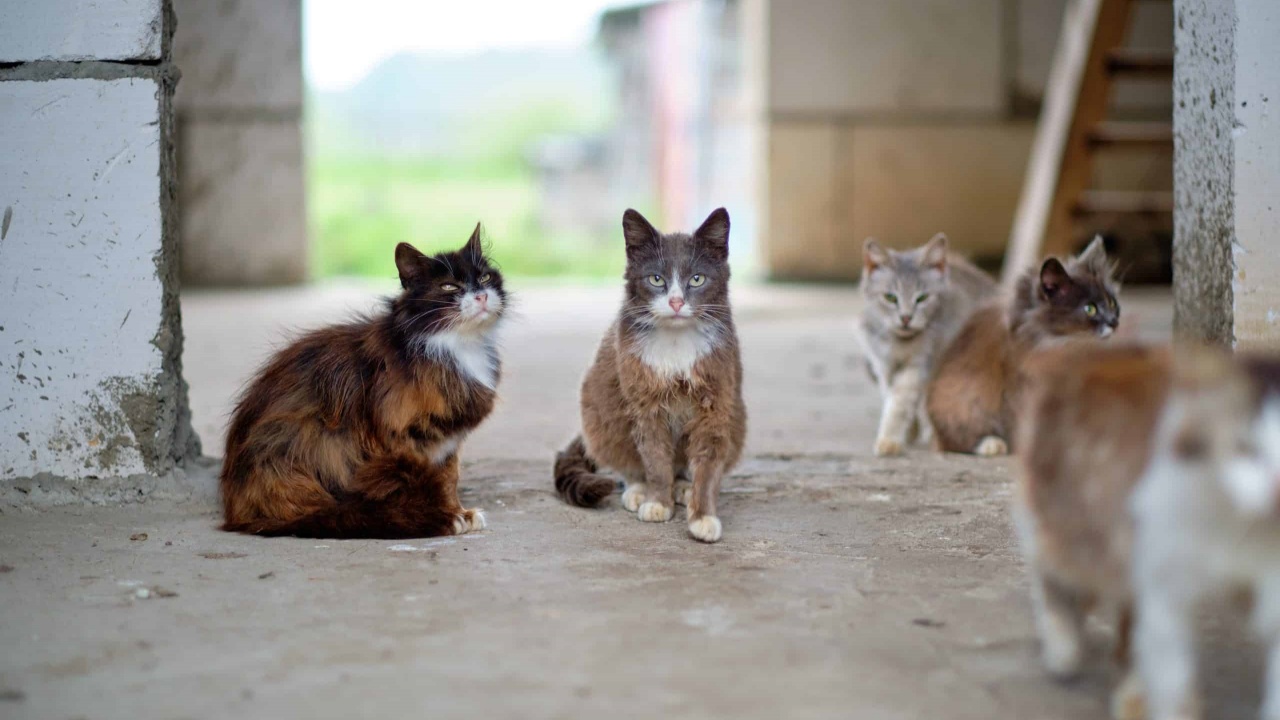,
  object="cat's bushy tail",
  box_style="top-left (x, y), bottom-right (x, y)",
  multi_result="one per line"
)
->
top-left (222, 456), bottom-right (466, 539)
top-left (555, 435), bottom-right (616, 507)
